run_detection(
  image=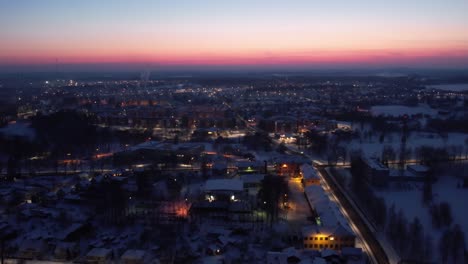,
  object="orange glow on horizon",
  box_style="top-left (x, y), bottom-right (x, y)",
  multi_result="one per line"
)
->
top-left (2, 47), bottom-right (468, 67)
